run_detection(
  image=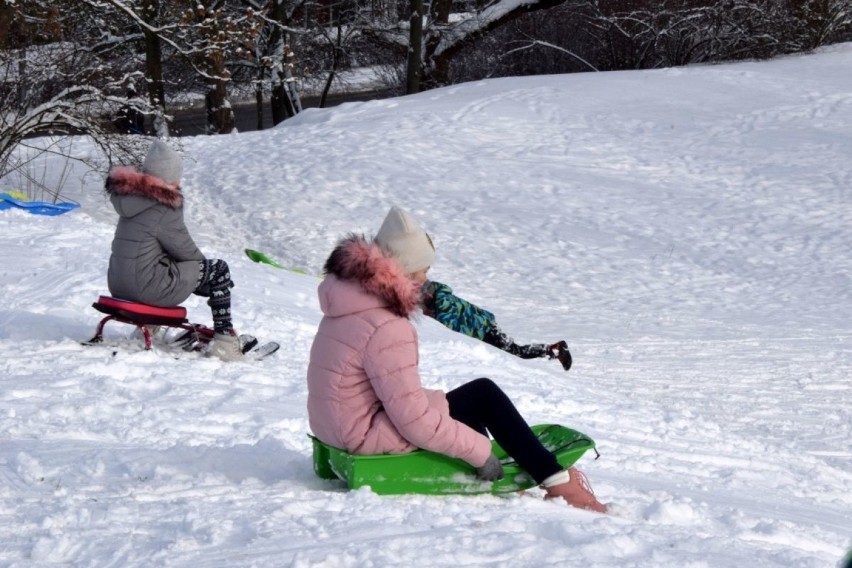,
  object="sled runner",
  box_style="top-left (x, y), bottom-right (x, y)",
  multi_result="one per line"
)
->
top-left (85, 295), bottom-right (279, 358)
top-left (310, 423), bottom-right (597, 496)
